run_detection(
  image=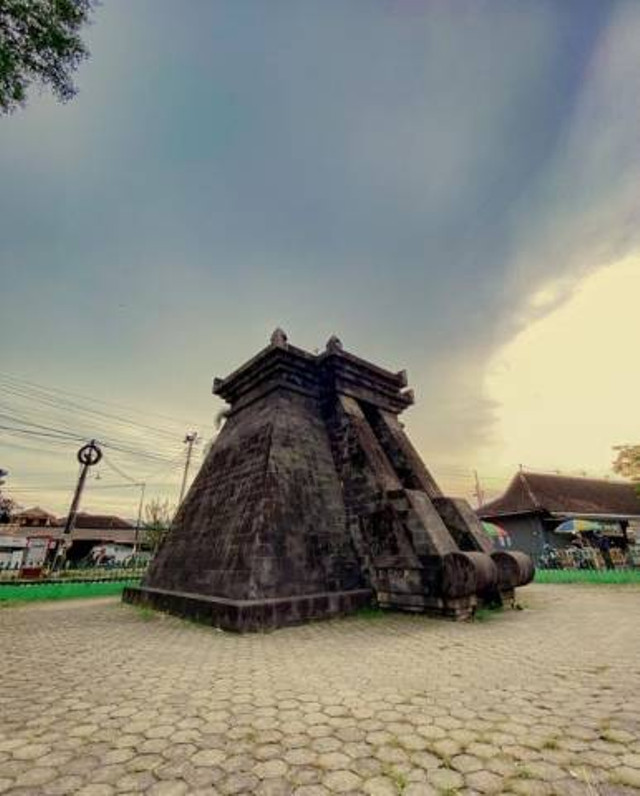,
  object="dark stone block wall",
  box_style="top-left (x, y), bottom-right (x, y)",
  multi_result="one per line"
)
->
top-left (145, 390), bottom-right (365, 602)
top-left (124, 330), bottom-right (533, 630)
